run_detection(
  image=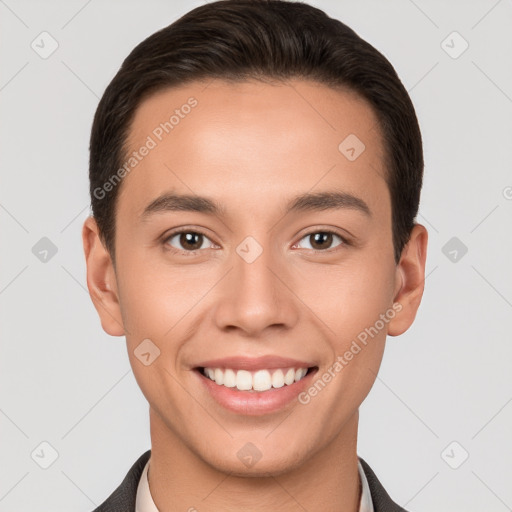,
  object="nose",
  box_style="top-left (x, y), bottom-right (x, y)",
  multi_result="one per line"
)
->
top-left (212, 239), bottom-right (300, 337)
